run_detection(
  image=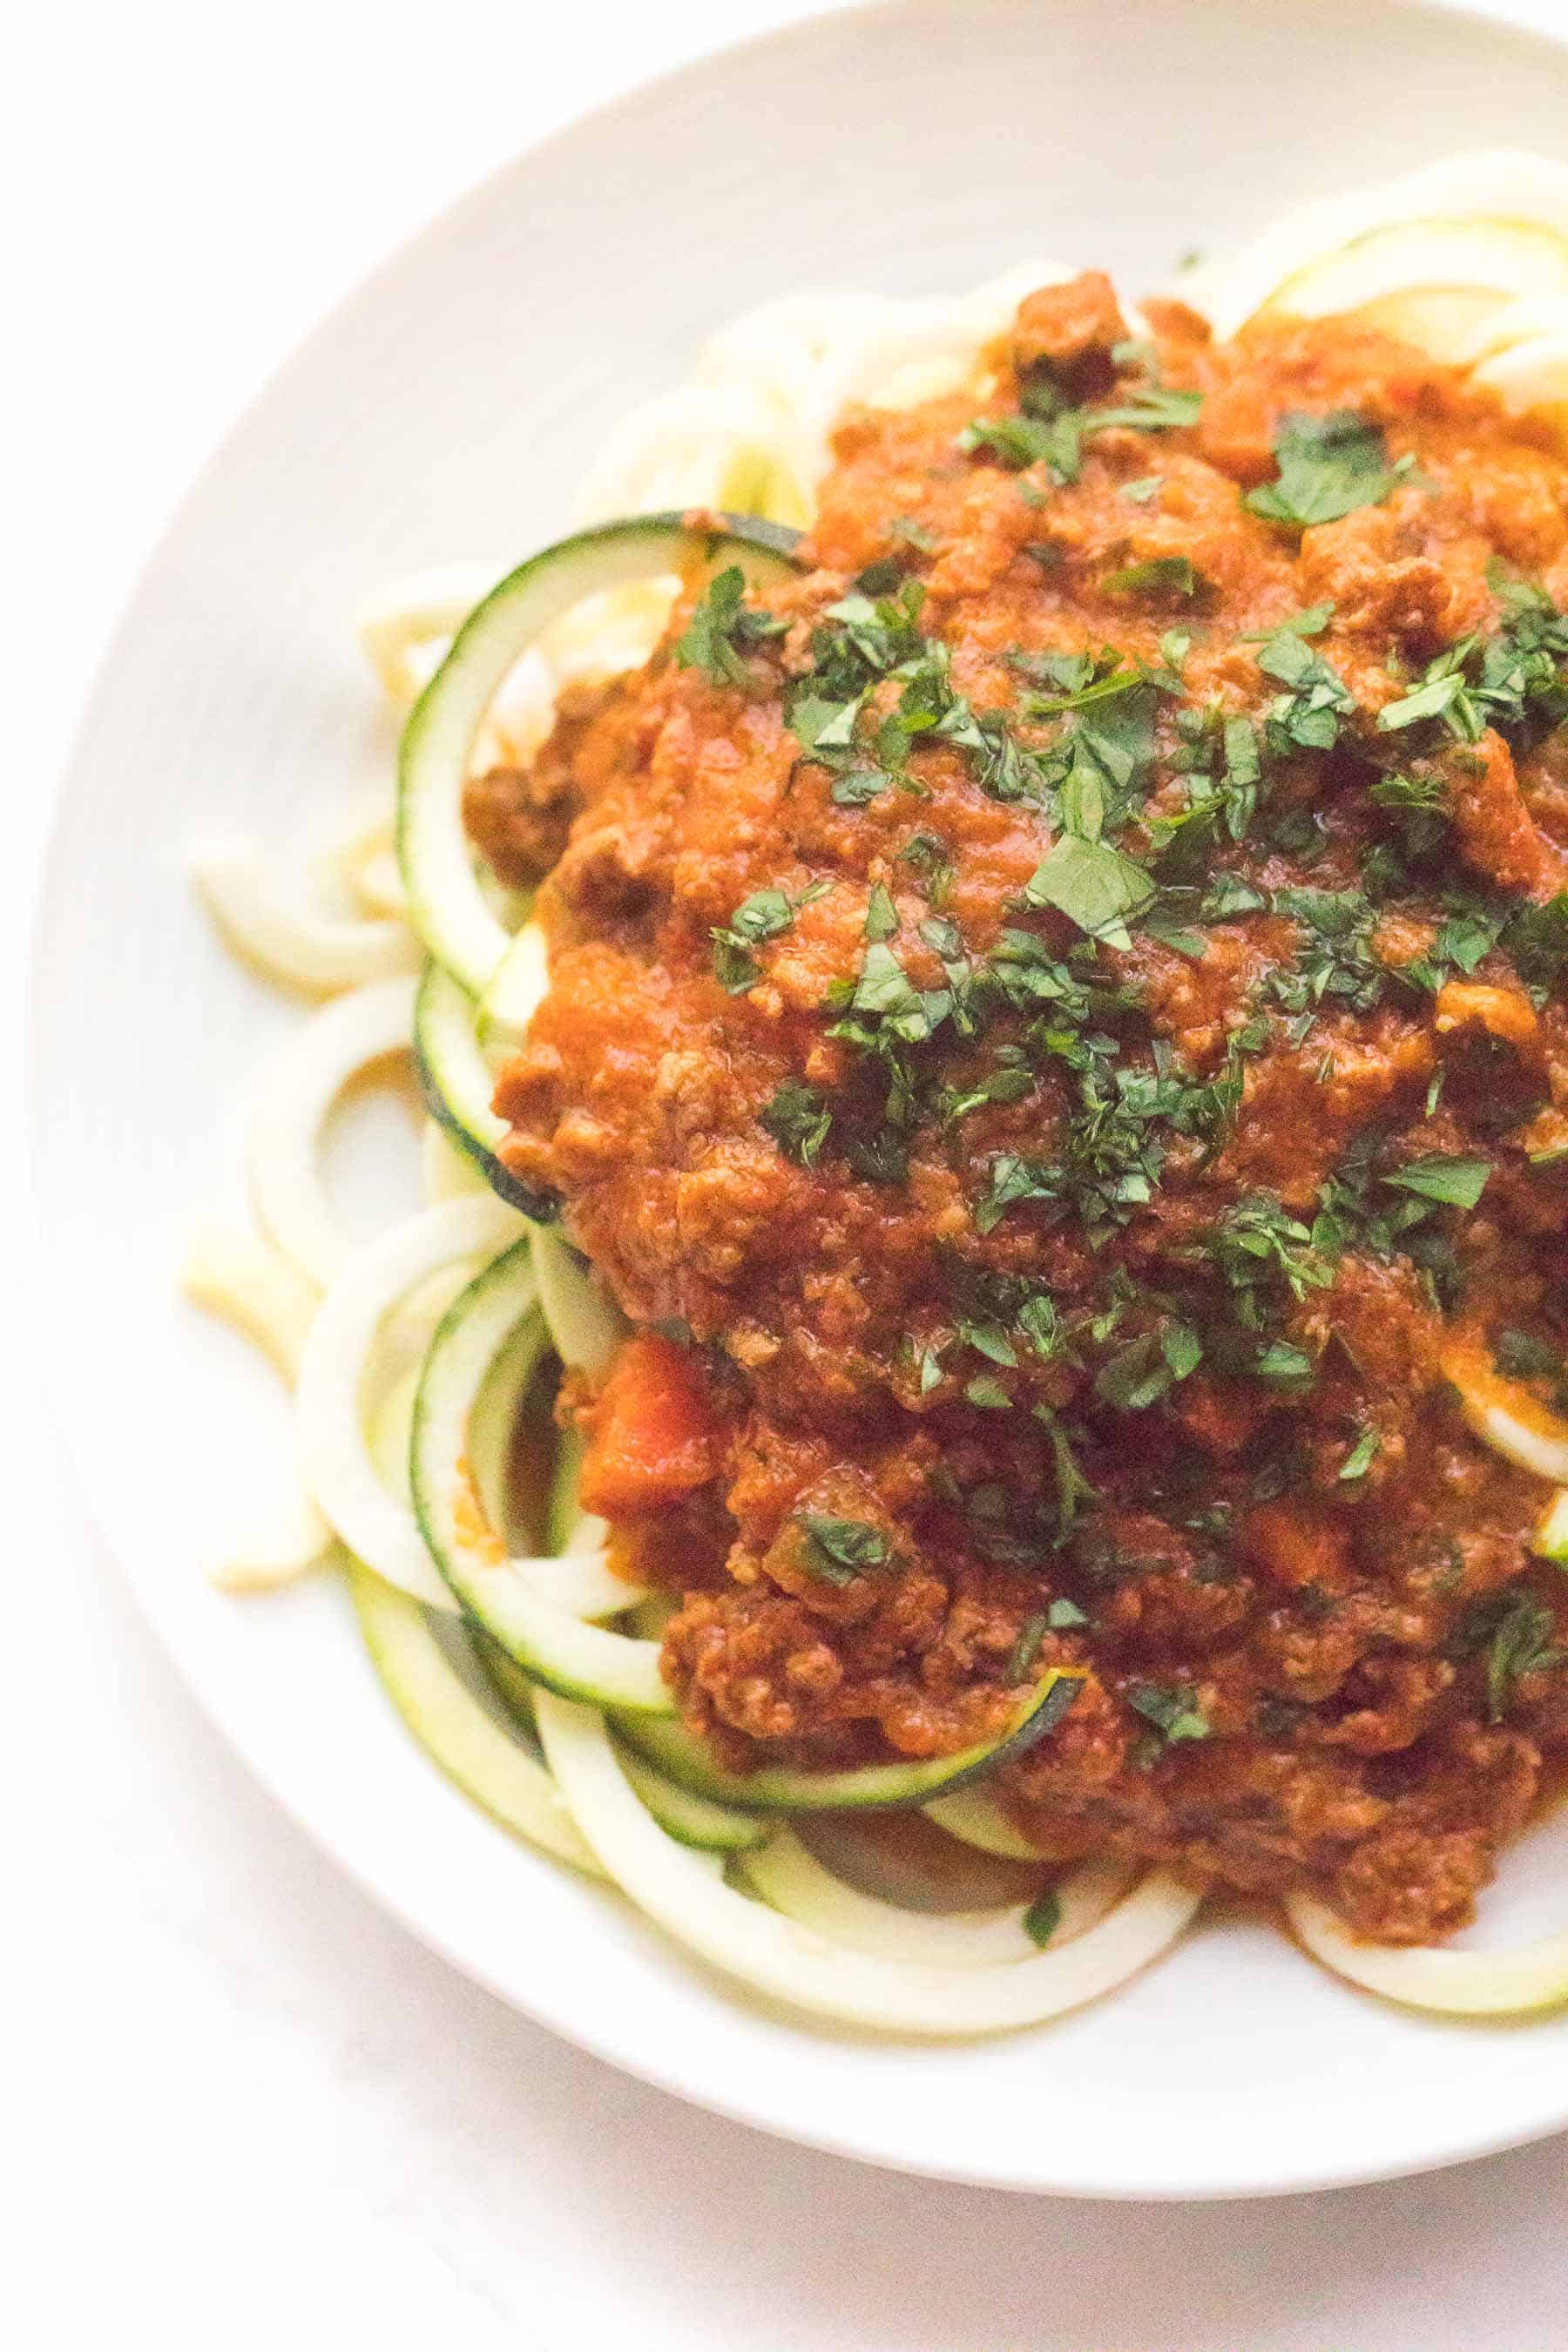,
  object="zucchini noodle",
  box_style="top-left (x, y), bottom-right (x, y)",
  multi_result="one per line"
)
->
top-left (184, 176), bottom-right (1568, 2031)
top-left (246, 976), bottom-right (417, 1288)
top-left (190, 834), bottom-right (420, 997)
